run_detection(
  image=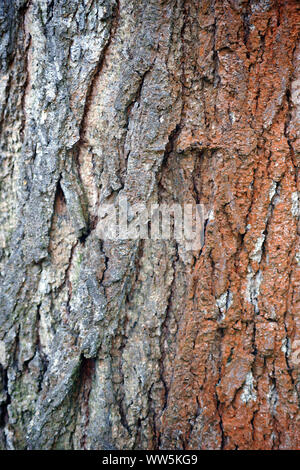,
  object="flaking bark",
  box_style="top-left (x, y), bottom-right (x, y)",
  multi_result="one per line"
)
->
top-left (0, 0), bottom-right (299, 450)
